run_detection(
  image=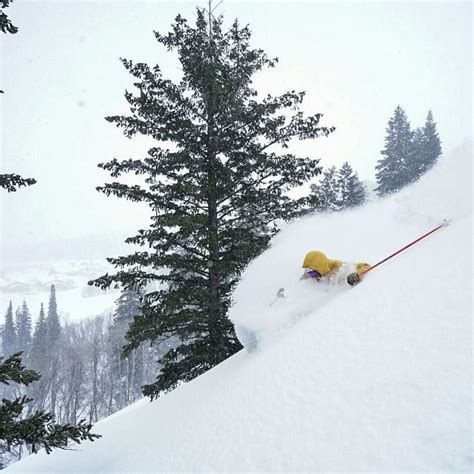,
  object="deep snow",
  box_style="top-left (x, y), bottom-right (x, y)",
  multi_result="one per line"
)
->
top-left (7, 144), bottom-right (472, 472)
